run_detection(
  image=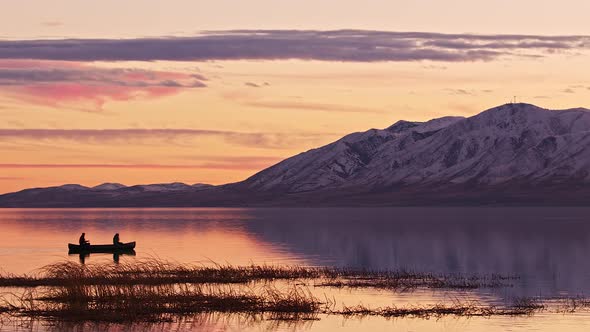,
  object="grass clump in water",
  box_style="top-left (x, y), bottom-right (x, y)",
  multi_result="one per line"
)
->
top-left (333, 298), bottom-right (545, 319)
top-left (0, 260), bottom-right (516, 291)
top-left (0, 260), bottom-right (330, 287)
top-left (316, 272), bottom-right (515, 291)
top-left (4, 284), bottom-right (320, 322)
top-left (0, 260), bottom-right (564, 323)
